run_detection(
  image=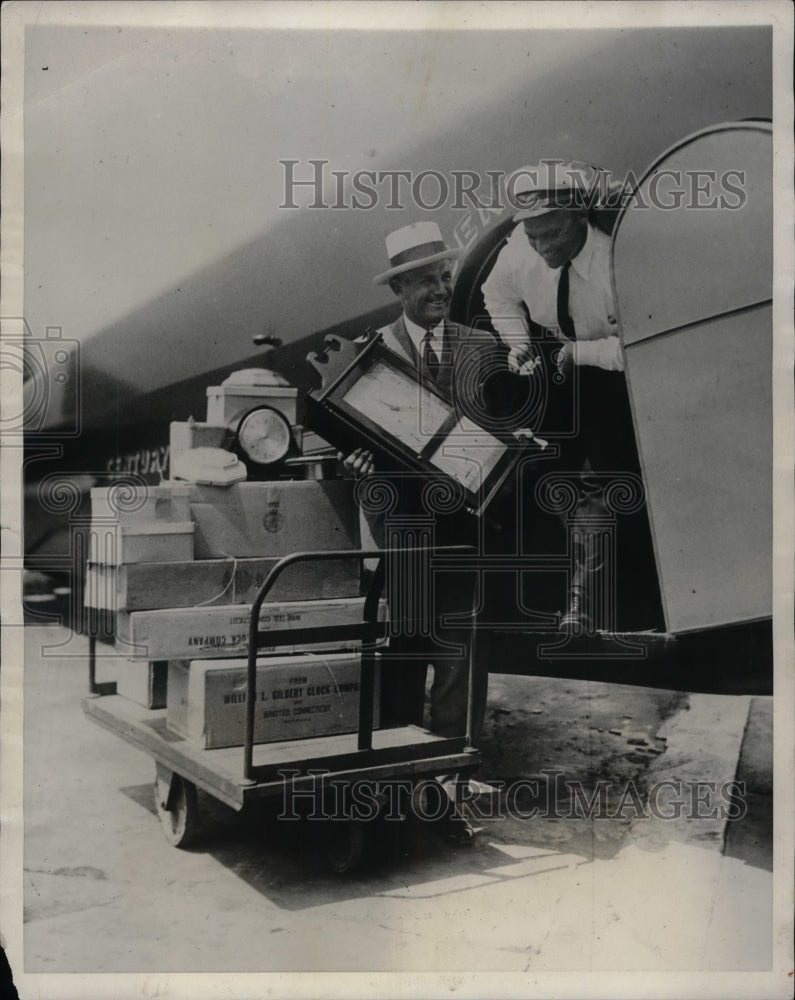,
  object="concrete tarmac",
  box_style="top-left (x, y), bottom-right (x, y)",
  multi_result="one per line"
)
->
top-left (13, 626), bottom-right (774, 975)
